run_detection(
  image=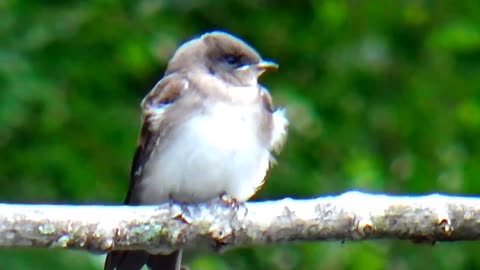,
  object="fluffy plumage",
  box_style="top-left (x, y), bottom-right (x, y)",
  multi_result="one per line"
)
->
top-left (105, 31), bottom-right (288, 270)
